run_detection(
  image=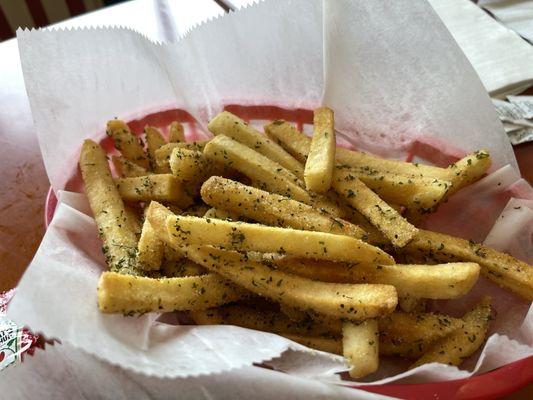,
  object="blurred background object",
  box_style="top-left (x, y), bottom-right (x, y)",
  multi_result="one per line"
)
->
top-left (0, 0), bottom-right (127, 41)
top-left (480, 0), bottom-right (533, 44)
